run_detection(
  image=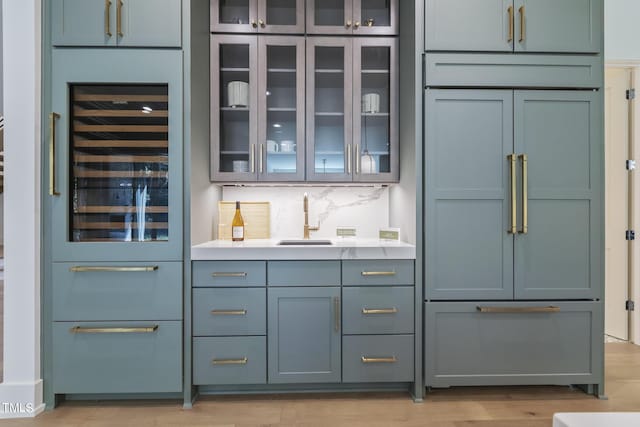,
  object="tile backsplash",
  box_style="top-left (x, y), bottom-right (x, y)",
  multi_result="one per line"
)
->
top-left (221, 186), bottom-right (390, 239)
